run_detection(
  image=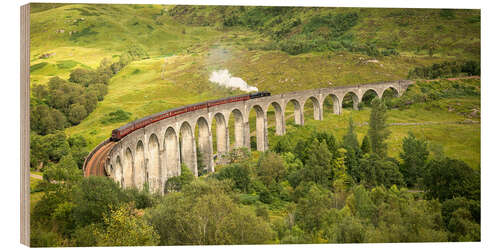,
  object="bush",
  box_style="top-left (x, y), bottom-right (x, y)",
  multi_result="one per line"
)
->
top-left (164, 164), bottom-right (195, 194)
top-left (69, 68), bottom-right (97, 87)
top-left (423, 158), bottom-right (480, 201)
top-left (68, 103), bottom-right (88, 125)
top-left (408, 60), bottom-right (480, 79)
top-left (71, 176), bottom-right (129, 227)
top-left (215, 164), bottom-right (251, 192)
top-left (100, 109), bottom-right (132, 125)
top-left (30, 103), bottom-right (67, 135)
